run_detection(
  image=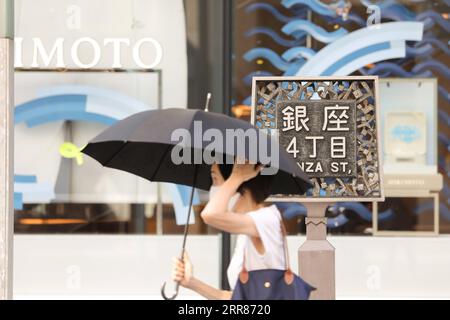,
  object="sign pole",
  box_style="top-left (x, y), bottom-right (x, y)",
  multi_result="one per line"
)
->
top-left (298, 202), bottom-right (335, 300)
top-left (0, 0), bottom-right (14, 300)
